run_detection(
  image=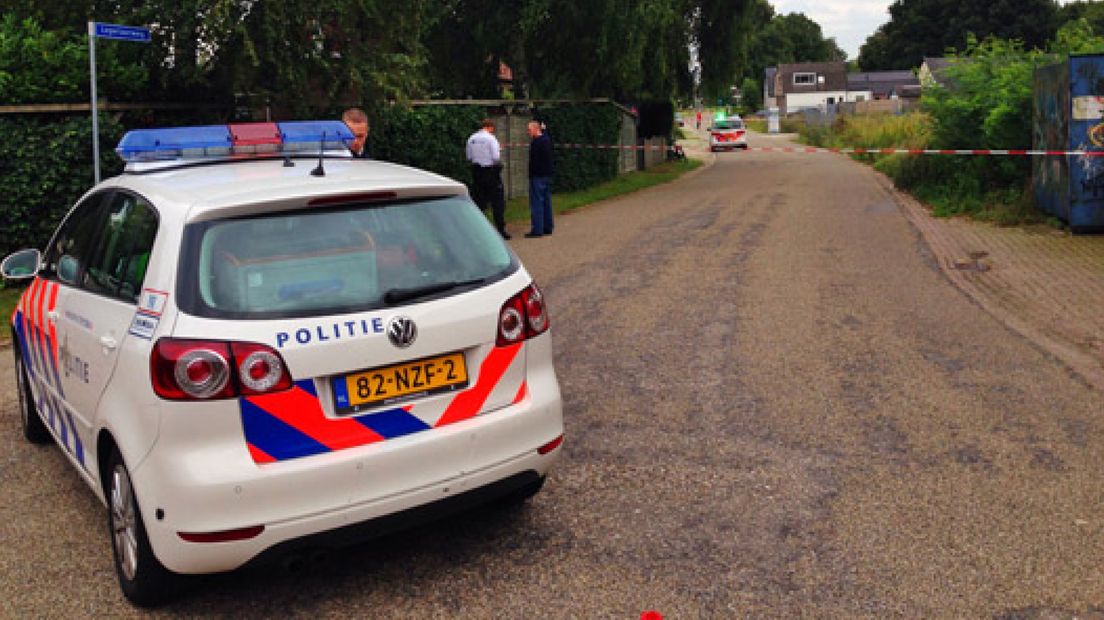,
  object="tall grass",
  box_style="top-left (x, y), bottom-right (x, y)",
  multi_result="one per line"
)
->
top-left (744, 115), bottom-right (804, 134)
top-left (800, 112), bottom-right (1042, 226)
top-left (802, 112), bottom-right (931, 150)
